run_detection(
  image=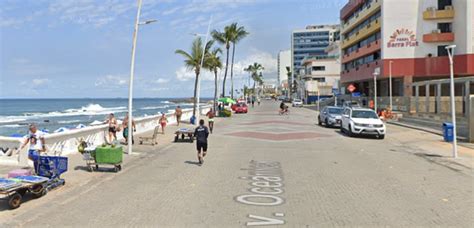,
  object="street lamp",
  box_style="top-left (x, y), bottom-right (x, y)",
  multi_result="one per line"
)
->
top-left (389, 60), bottom-right (393, 110)
top-left (373, 71), bottom-right (379, 112)
top-left (127, 0), bottom-right (156, 155)
top-left (192, 16), bottom-right (212, 125)
top-left (446, 44), bottom-right (458, 158)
